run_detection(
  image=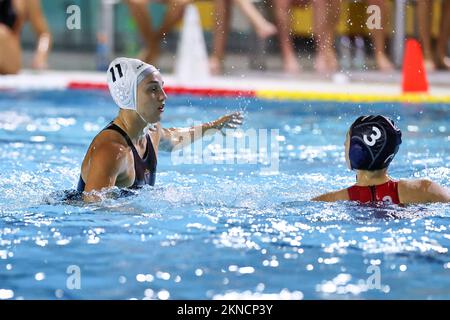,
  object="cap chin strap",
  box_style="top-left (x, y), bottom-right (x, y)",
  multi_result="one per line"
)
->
top-left (134, 105), bottom-right (157, 131)
top-left (135, 109), bottom-right (146, 124)
top-left (145, 122), bottom-right (157, 132)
